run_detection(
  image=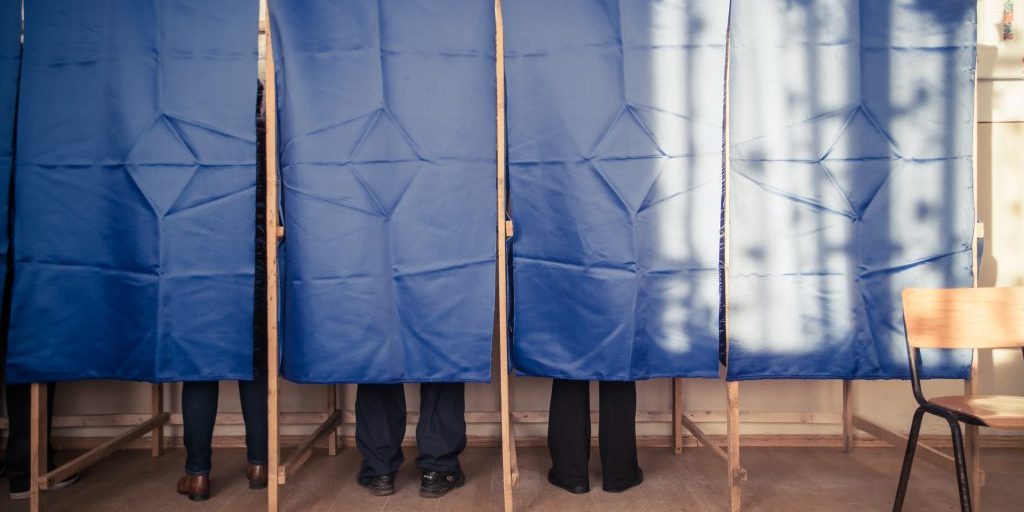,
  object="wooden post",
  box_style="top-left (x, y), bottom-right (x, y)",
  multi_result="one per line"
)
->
top-left (327, 385), bottom-right (338, 456)
top-left (727, 381), bottom-right (741, 512)
top-left (30, 383), bottom-right (47, 512)
top-left (966, 357), bottom-right (981, 511)
top-left (494, 1), bottom-right (514, 511)
top-left (263, 4), bottom-right (282, 510)
top-left (672, 378), bottom-right (684, 455)
top-left (842, 380), bottom-right (854, 452)
top-left (151, 383), bottom-right (164, 457)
